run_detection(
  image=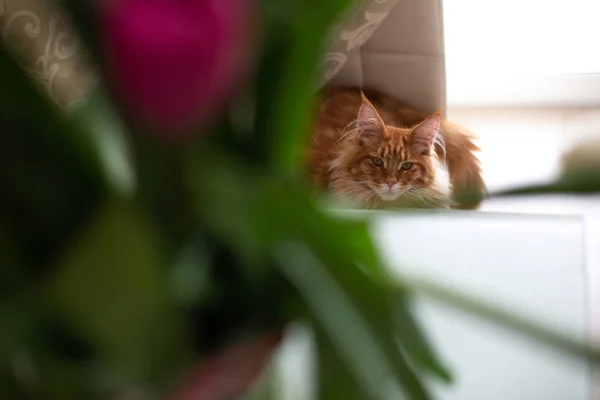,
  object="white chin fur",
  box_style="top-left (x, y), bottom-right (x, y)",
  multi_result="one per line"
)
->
top-left (378, 192), bottom-right (401, 201)
top-left (373, 184), bottom-right (406, 201)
